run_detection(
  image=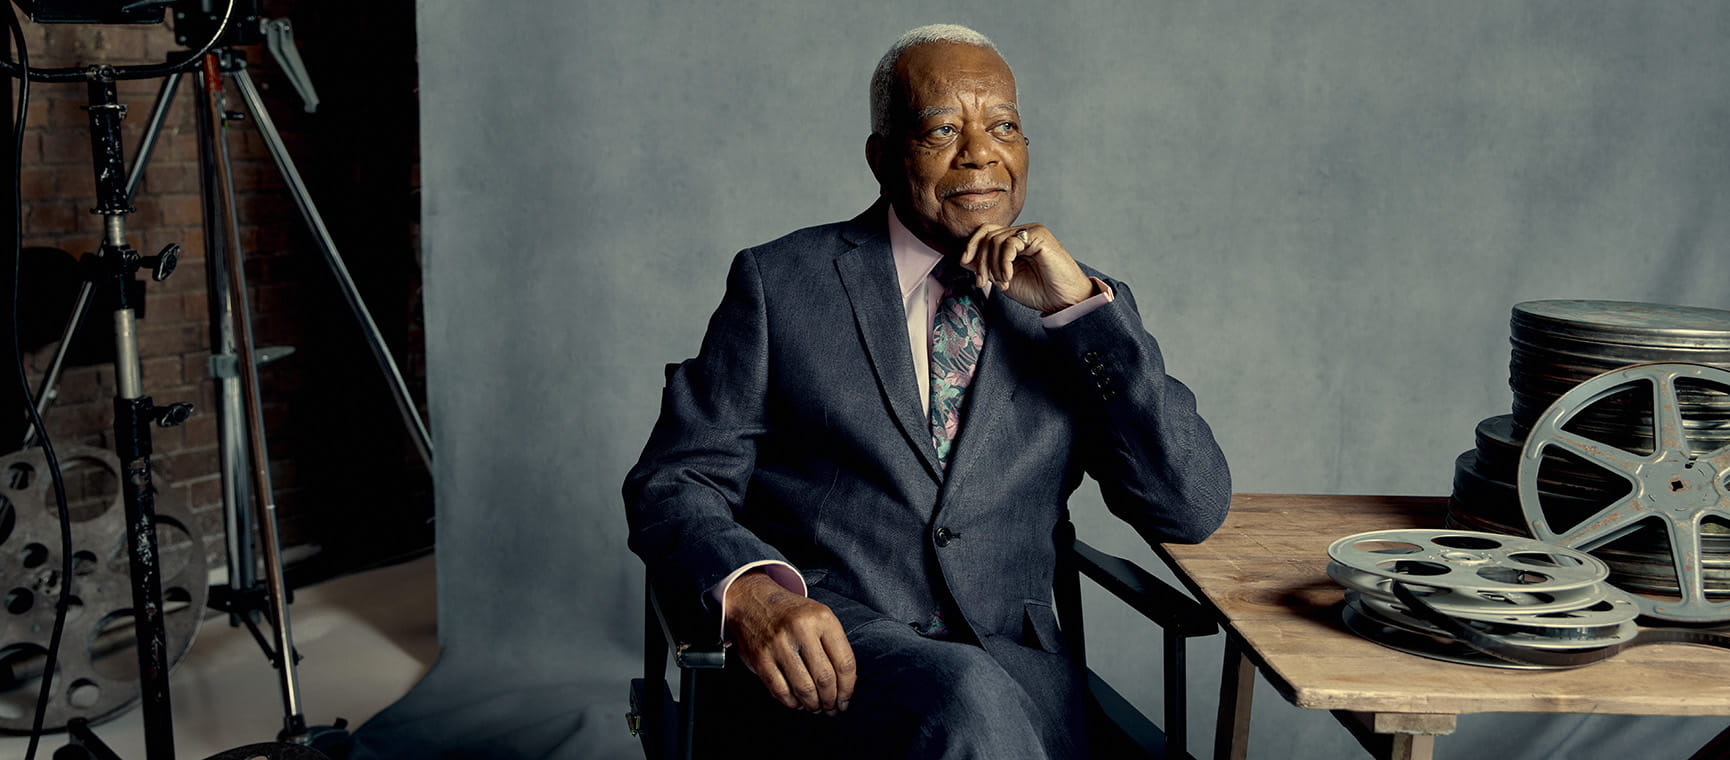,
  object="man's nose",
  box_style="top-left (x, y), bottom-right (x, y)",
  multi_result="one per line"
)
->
top-left (955, 127), bottom-right (1000, 168)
